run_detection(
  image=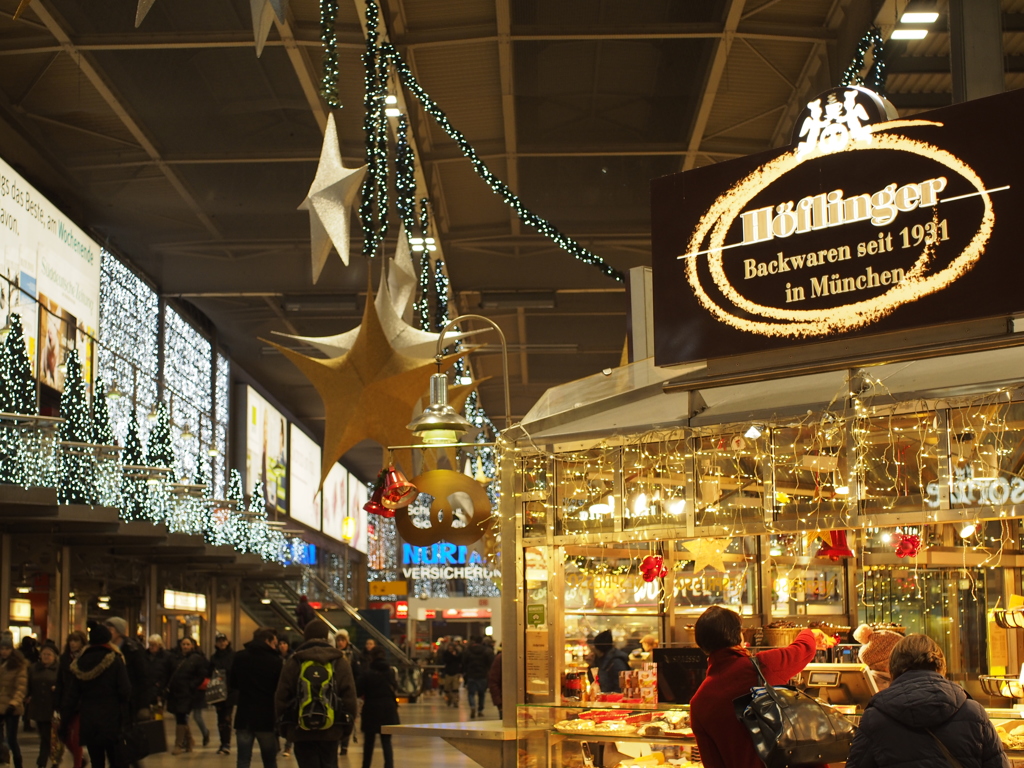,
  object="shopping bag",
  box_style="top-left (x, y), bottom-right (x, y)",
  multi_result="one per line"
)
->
top-left (50, 717), bottom-right (65, 765)
top-left (205, 669), bottom-right (228, 705)
top-left (734, 656), bottom-right (855, 768)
